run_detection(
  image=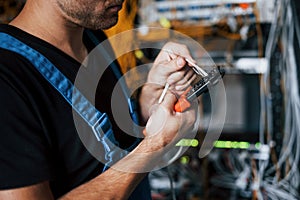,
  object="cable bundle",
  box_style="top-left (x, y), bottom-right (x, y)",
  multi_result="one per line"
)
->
top-left (208, 1), bottom-right (300, 199)
top-left (257, 0), bottom-right (300, 199)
